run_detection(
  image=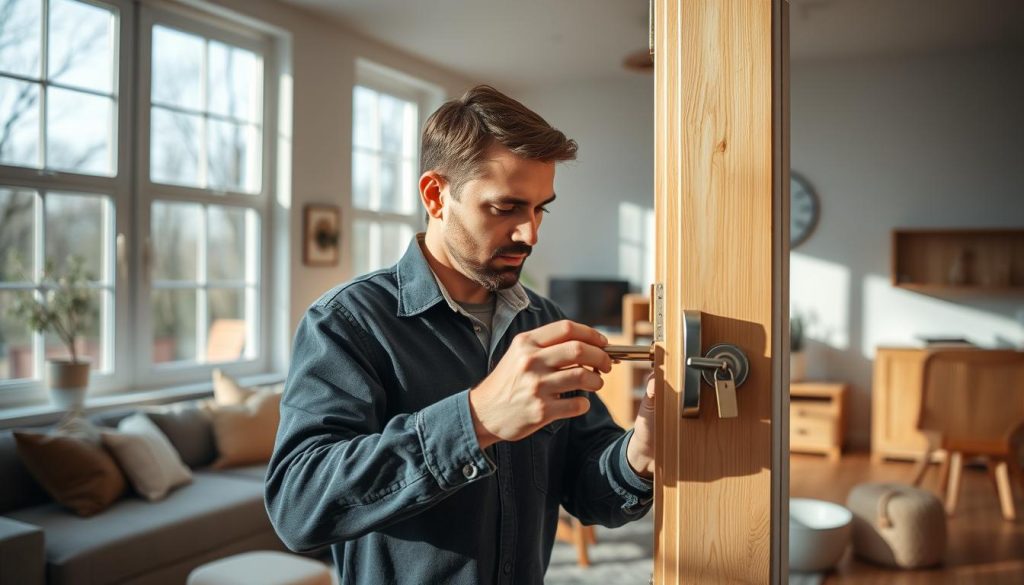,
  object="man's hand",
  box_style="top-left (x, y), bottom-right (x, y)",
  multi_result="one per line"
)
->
top-left (626, 373), bottom-right (656, 479)
top-left (468, 320), bottom-right (612, 448)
